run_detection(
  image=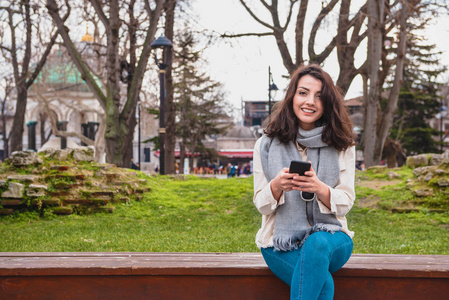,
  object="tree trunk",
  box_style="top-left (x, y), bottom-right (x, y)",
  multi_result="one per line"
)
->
top-left (336, 0), bottom-right (367, 94)
top-left (164, 0), bottom-right (177, 174)
top-left (363, 0), bottom-right (384, 167)
top-left (294, 0), bottom-right (308, 66)
top-left (1, 101), bottom-right (9, 159)
top-left (179, 141), bottom-right (186, 174)
top-left (374, 0), bottom-right (408, 164)
top-left (46, 0), bottom-right (163, 167)
top-left (9, 87), bottom-right (27, 152)
top-left (9, 0), bottom-right (31, 153)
